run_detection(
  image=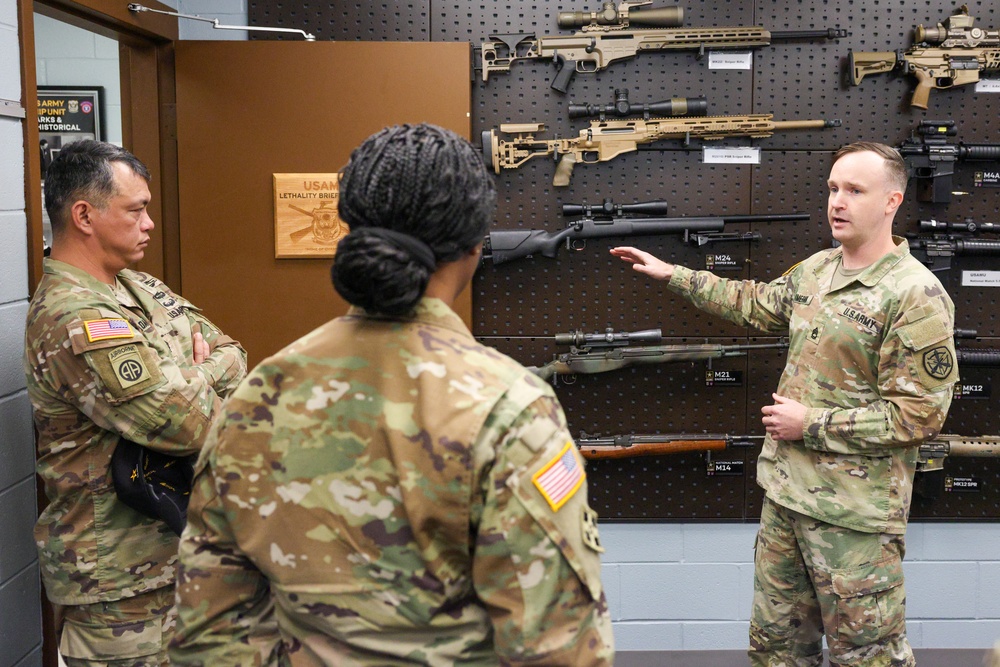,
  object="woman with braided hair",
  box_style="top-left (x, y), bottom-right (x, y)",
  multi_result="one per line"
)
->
top-left (170, 124), bottom-right (614, 666)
